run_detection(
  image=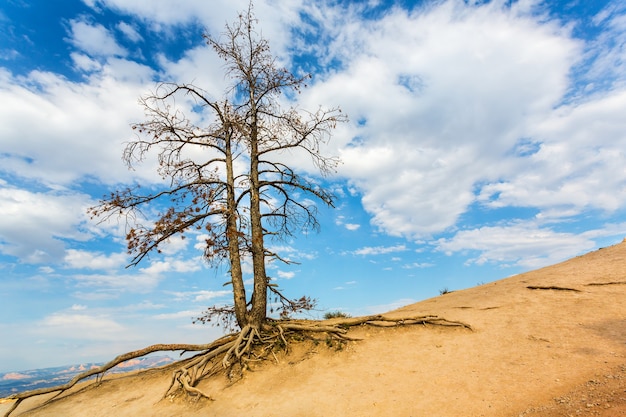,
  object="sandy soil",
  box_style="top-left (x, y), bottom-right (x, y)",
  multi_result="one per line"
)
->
top-left (2, 241), bottom-right (625, 417)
